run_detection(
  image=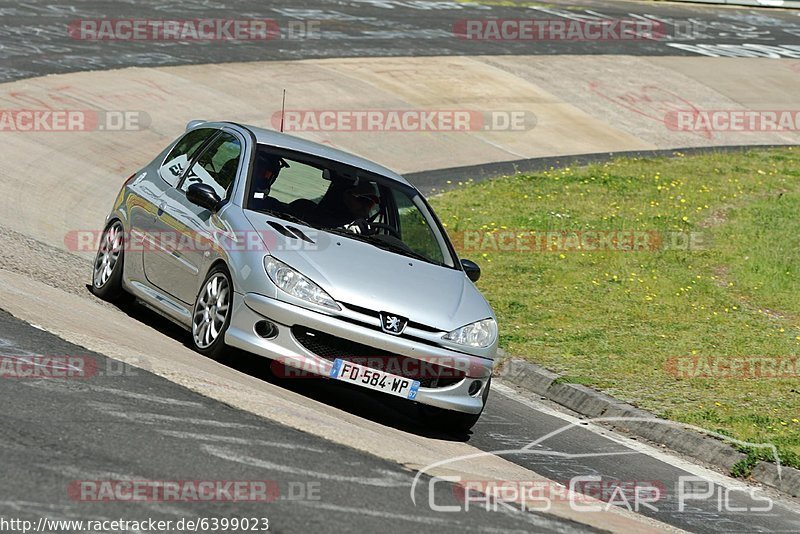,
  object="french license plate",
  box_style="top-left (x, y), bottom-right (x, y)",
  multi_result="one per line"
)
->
top-left (329, 359), bottom-right (420, 400)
